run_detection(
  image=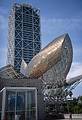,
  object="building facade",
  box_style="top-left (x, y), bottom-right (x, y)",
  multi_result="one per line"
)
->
top-left (7, 3), bottom-right (41, 72)
top-left (0, 76), bottom-right (45, 120)
top-left (0, 87), bottom-right (37, 120)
